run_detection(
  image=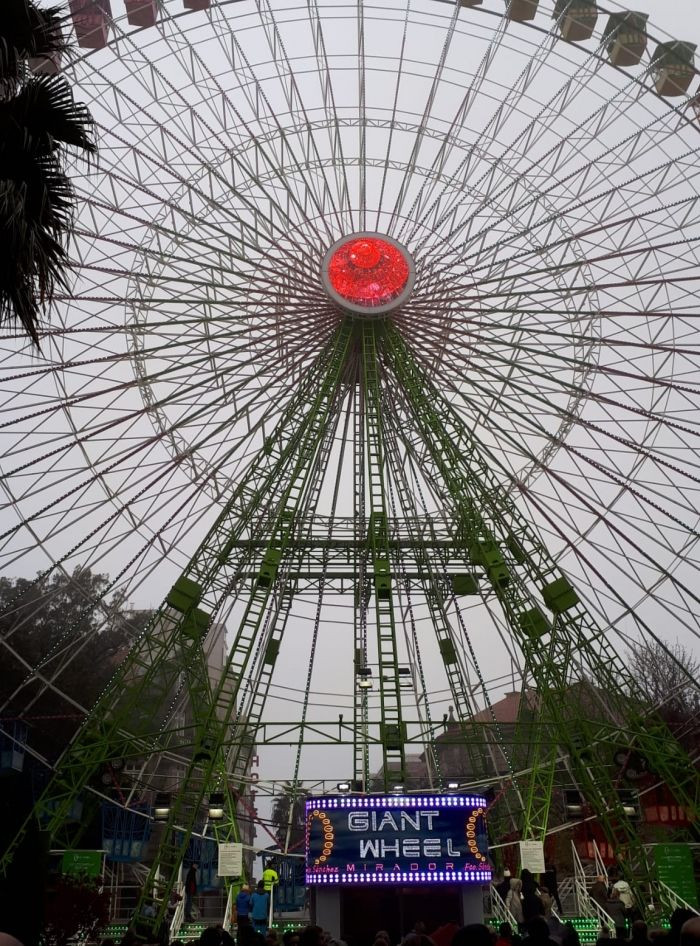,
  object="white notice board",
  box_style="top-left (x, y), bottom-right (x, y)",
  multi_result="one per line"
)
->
top-left (218, 842), bottom-right (243, 877)
top-left (519, 840), bottom-right (545, 874)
